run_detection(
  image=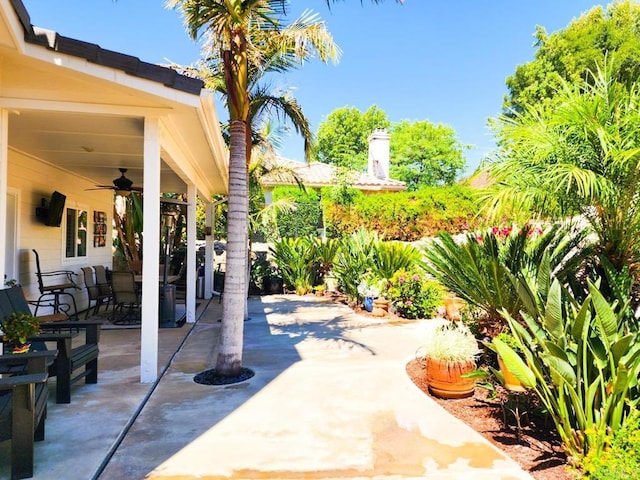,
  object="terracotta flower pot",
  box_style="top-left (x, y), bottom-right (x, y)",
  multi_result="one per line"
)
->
top-left (372, 298), bottom-right (389, 317)
top-left (443, 296), bottom-right (464, 321)
top-left (425, 357), bottom-right (476, 399)
top-left (498, 356), bottom-right (526, 392)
